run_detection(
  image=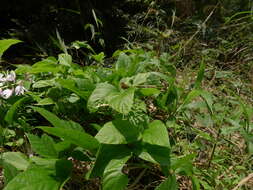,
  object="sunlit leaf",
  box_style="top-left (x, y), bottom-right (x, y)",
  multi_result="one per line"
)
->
top-left (0, 39), bottom-right (22, 58)
top-left (27, 134), bottom-right (58, 158)
top-left (39, 127), bottom-right (99, 151)
top-left (155, 174), bottom-right (178, 190)
top-left (95, 119), bottom-right (141, 144)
